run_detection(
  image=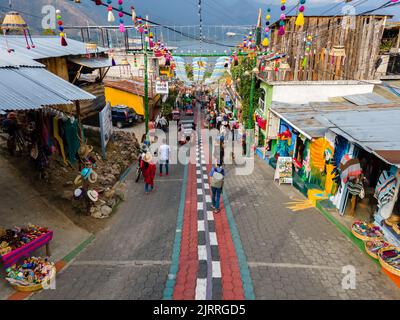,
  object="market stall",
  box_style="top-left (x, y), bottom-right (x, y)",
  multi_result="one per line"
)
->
top-left (0, 225), bottom-right (53, 268)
